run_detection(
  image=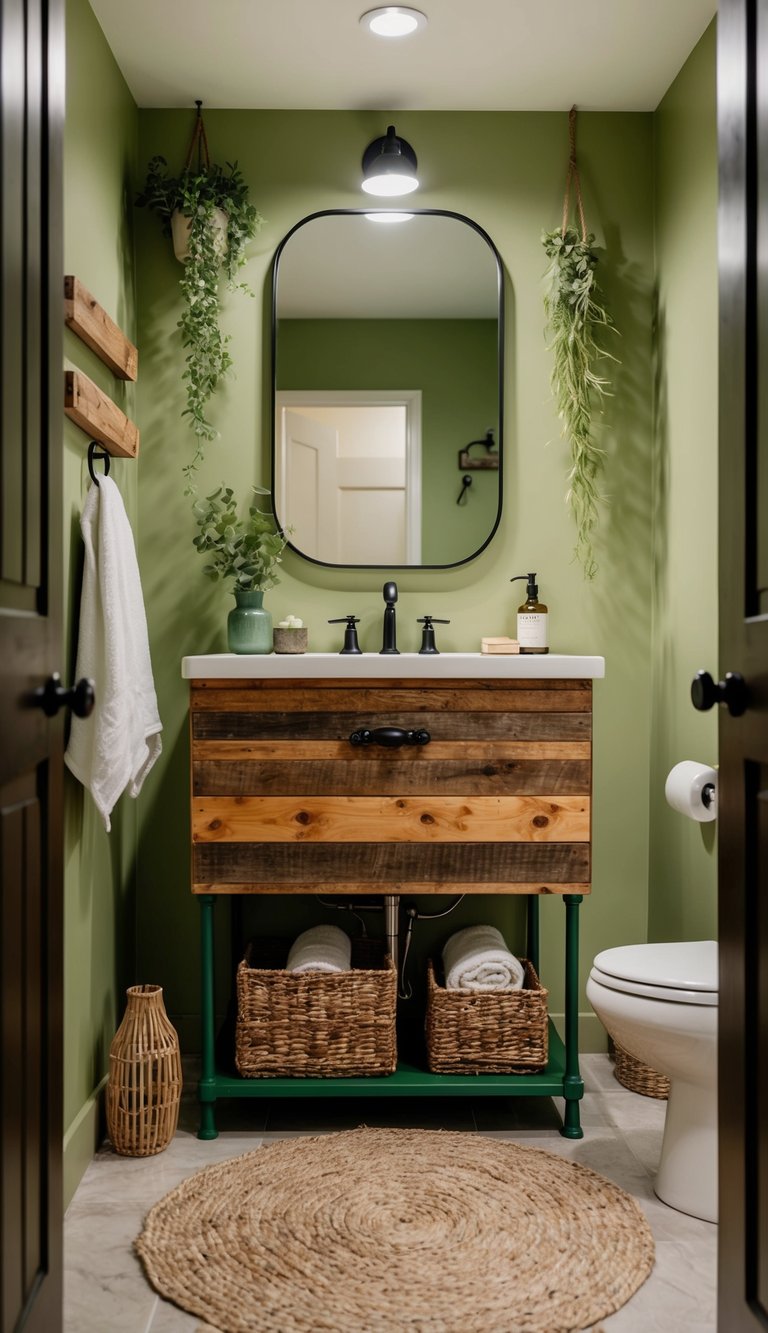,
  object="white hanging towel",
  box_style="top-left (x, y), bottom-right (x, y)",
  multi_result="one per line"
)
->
top-left (65, 475), bottom-right (162, 831)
